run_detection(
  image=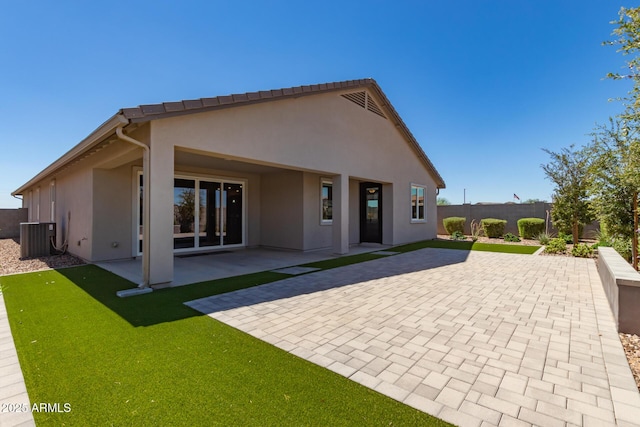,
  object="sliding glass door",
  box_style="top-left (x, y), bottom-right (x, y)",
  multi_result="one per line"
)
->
top-left (173, 177), bottom-right (244, 250)
top-left (136, 173), bottom-right (244, 255)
